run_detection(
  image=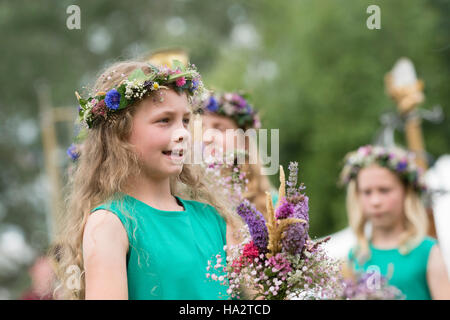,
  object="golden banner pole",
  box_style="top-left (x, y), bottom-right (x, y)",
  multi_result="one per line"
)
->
top-left (385, 58), bottom-right (436, 237)
top-left (37, 83), bottom-right (77, 242)
top-left (37, 82), bottom-right (62, 242)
